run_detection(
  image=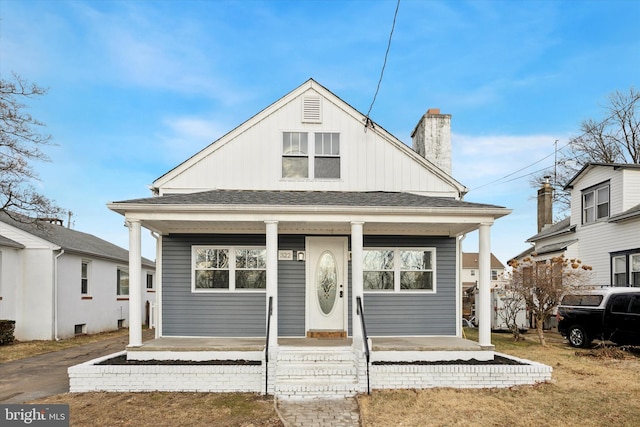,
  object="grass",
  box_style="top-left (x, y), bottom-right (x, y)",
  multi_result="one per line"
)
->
top-left (0, 328), bottom-right (130, 363)
top-left (7, 327), bottom-right (640, 426)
